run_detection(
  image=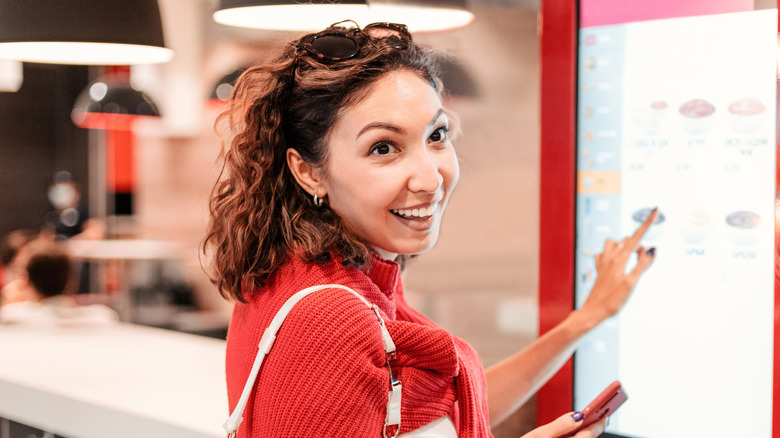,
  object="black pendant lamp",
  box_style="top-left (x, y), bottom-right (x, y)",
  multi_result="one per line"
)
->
top-left (72, 75), bottom-right (161, 130)
top-left (213, 0), bottom-right (473, 32)
top-left (209, 68), bottom-right (247, 103)
top-left (0, 0), bottom-right (173, 65)
top-left (214, 0), bottom-right (369, 31)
